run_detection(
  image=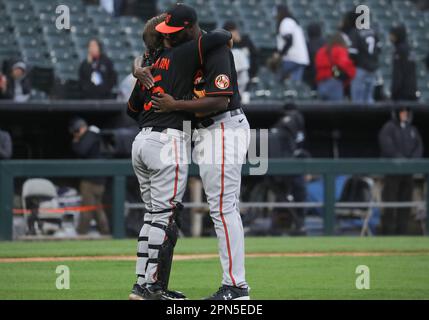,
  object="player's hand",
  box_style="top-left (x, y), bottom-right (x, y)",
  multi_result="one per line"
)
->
top-left (134, 65), bottom-right (154, 89)
top-left (152, 93), bottom-right (176, 112)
